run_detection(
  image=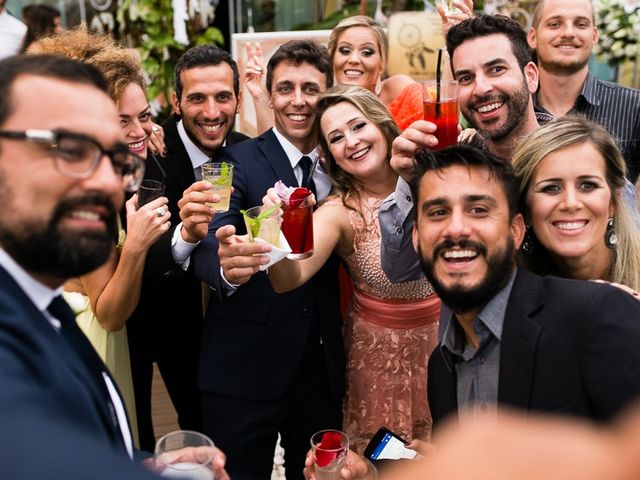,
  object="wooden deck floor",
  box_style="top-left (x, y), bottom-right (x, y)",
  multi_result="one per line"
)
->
top-left (151, 364), bottom-right (179, 439)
